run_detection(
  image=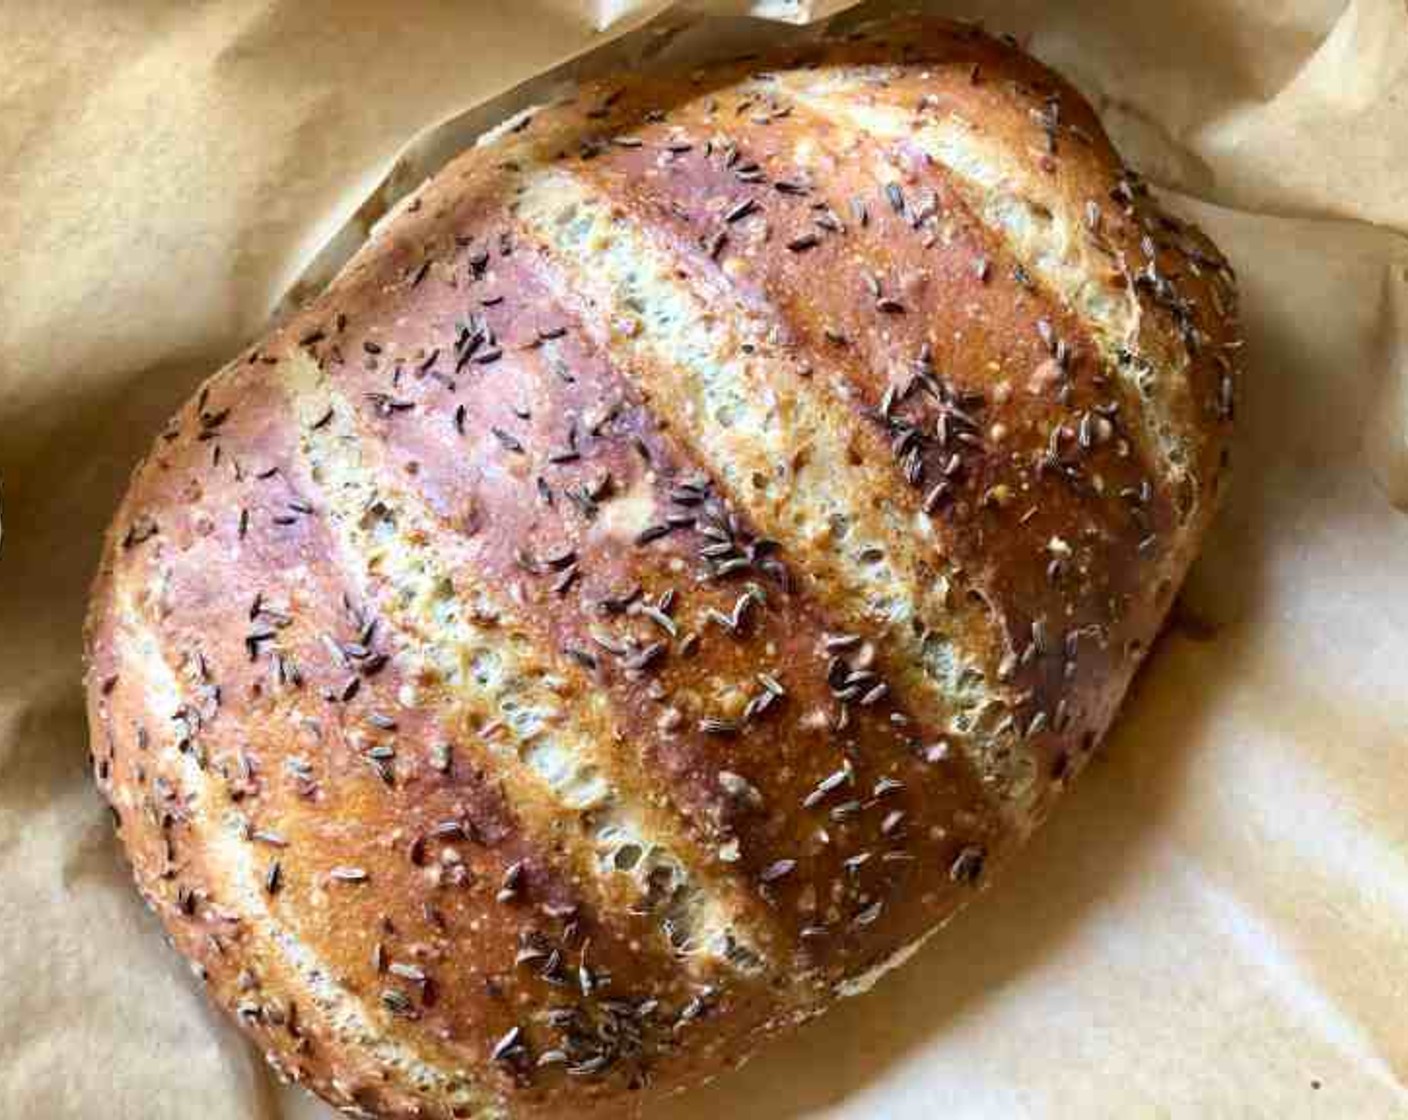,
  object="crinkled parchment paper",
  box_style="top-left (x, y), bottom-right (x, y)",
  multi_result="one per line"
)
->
top-left (2, 2), bottom-right (1406, 1117)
